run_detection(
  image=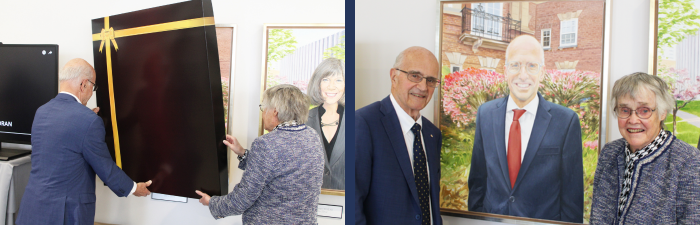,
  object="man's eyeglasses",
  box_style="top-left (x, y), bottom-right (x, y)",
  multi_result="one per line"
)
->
top-left (615, 107), bottom-right (656, 119)
top-left (506, 61), bottom-right (544, 75)
top-left (259, 104), bottom-right (265, 112)
top-left (86, 79), bottom-right (98, 91)
top-left (395, 68), bottom-right (440, 88)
